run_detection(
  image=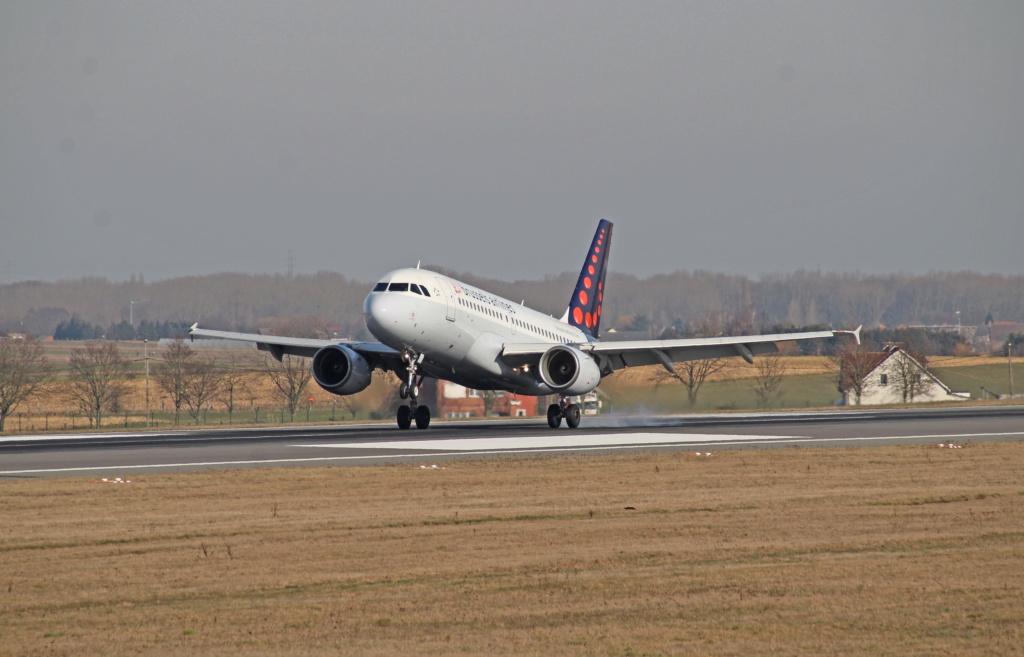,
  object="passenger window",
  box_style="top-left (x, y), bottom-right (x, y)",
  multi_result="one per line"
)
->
top-left (388, 283), bottom-right (409, 292)
top-left (373, 282), bottom-right (388, 292)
